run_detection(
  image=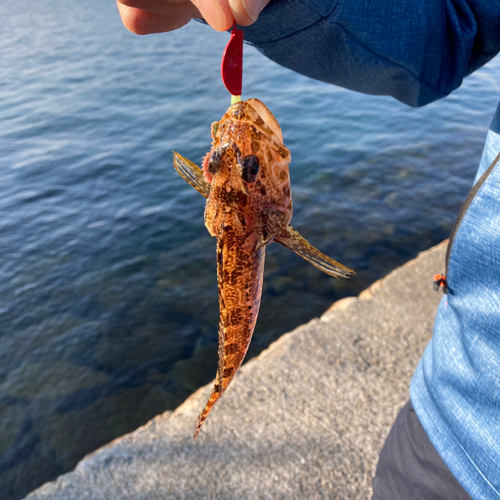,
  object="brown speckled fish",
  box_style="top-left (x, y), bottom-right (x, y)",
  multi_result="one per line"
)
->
top-left (173, 98), bottom-right (354, 438)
